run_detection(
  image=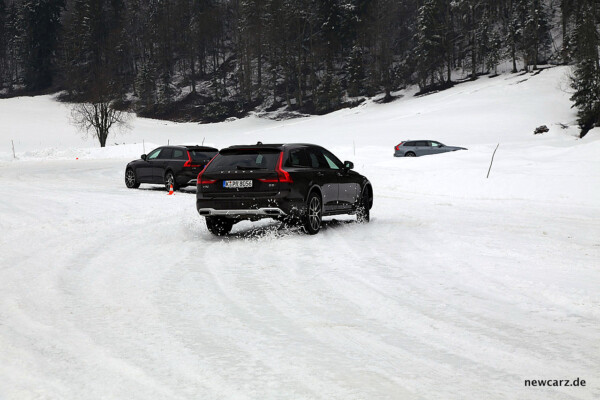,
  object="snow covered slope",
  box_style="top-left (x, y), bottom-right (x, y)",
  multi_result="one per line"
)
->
top-left (0, 66), bottom-right (587, 158)
top-left (0, 67), bottom-right (599, 400)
